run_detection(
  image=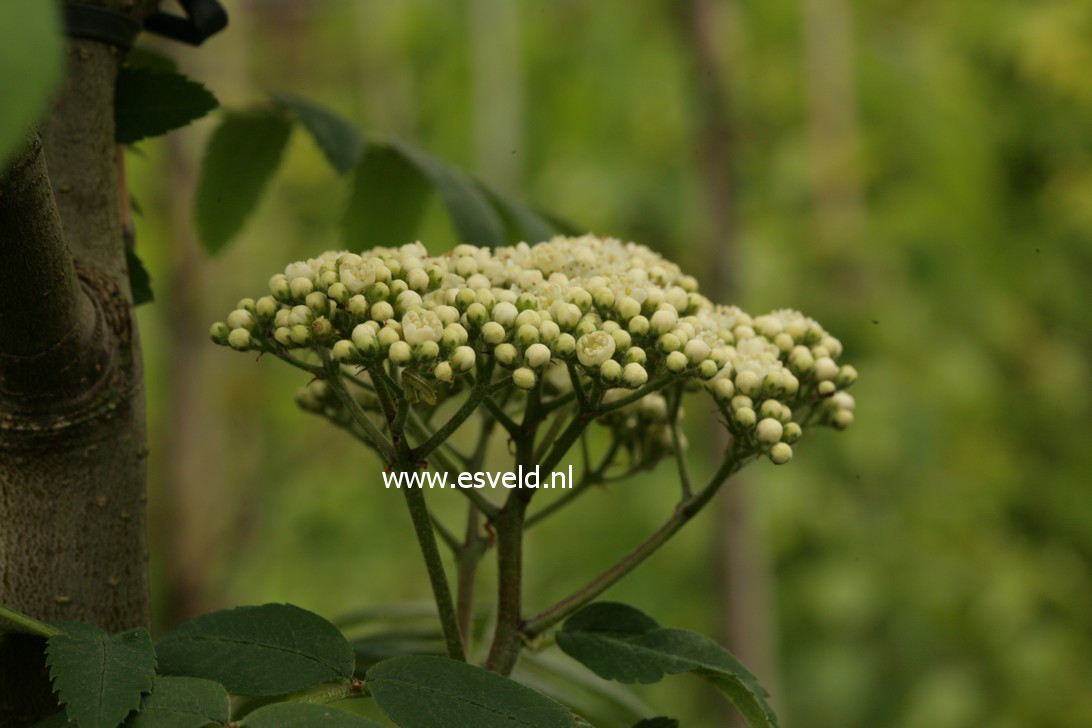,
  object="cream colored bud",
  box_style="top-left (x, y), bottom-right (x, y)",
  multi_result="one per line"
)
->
top-left (650, 309), bottom-right (678, 334)
top-left (434, 361), bottom-right (454, 383)
top-left (698, 359), bottom-right (718, 380)
top-left (513, 367), bottom-right (536, 390)
top-left (269, 274), bottom-right (291, 301)
top-left (628, 315), bottom-right (650, 336)
top-left (734, 406), bottom-right (756, 428)
top-left (814, 356), bottom-right (838, 381)
top-left (836, 365), bottom-right (858, 388)
top-left (481, 321), bottom-right (506, 345)
top-left (600, 359), bottom-right (622, 383)
top-left (327, 283), bottom-right (349, 304)
top-left (666, 351), bottom-right (688, 373)
top-left (346, 295), bottom-right (369, 317)
top-left (306, 291), bottom-right (328, 315)
top-left (683, 339), bottom-right (711, 364)
top-left (455, 288), bottom-right (477, 311)
top-left (209, 322), bottom-right (230, 345)
top-left (289, 324), bottom-right (312, 346)
top-left (713, 378), bottom-right (735, 402)
top-left (290, 277), bottom-right (314, 300)
top-left (832, 409), bottom-right (854, 429)
top-left (516, 324), bottom-right (539, 347)
top-left (554, 333), bottom-right (576, 357)
top-left (783, 422), bottom-right (802, 443)
top-left (255, 296), bottom-right (278, 320)
top-left (759, 399), bottom-right (783, 420)
top-left (616, 297), bottom-right (641, 320)
top-left (818, 380), bottom-right (836, 396)
top-left (525, 343), bottom-right (552, 368)
top-left (495, 343), bottom-right (518, 367)
top-left (415, 340), bottom-right (440, 361)
top-left (623, 362), bottom-right (648, 388)
top-left (769, 442), bottom-right (793, 465)
top-left (756, 418), bottom-right (784, 445)
top-left (624, 346), bottom-right (647, 365)
top-left (371, 301), bottom-right (395, 322)
top-left (407, 267), bottom-right (431, 292)
top-left (273, 327), bottom-right (293, 346)
top-left (451, 346), bottom-right (476, 371)
top-left (227, 309), bottom-right (255, 331)
top-left (377, 326), bottom-right (400, 349)
top-left (731, 395), bottom-right (752, 411)
top-left (539, 320), bottom-right (561, 343)
top-left (492, 301), bottom-right (518, 327)
top-left (388, 341), bottom-right (412, 365)
top-left (577, 331), bottom-right (616, 367)
top-left (657, 333), bottom-right (682, 354)
top-left (593, 287), bottom-right (615, 309)
top-left (466, 302), bottom-right (489, 327)
top-left (735, 370), bottom-right (761, 396)
top-left (831, 391), bottom-right (856, 411)
top-left (332, 339), bottom-right (359, 363)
